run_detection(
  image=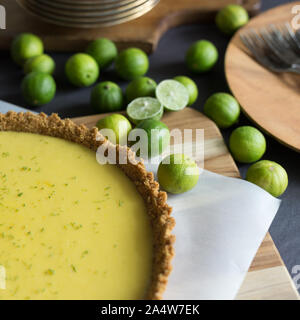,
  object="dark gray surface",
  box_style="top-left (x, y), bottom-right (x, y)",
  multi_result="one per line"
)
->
top-left (0, 0), bottom-right (299, 293)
